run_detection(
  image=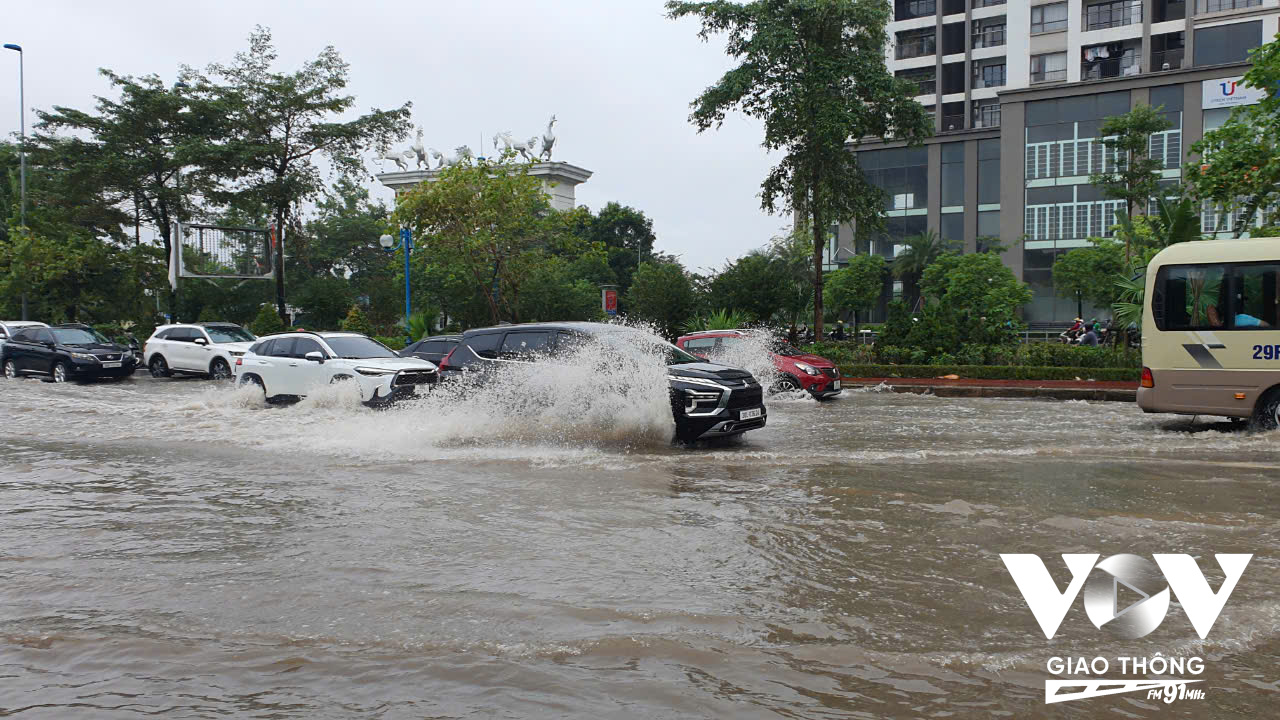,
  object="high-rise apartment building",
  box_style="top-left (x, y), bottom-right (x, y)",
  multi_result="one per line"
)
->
top-left (837, 0), bottom-right (1279, 323)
